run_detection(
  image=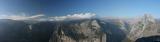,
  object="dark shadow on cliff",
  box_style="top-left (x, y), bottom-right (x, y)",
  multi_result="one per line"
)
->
top-left (31, 21), bottom-right (57, 42)
top-left (0, 19), bottom-right (30, 42)
top-left (100, 21), bottom-right (126, 42)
